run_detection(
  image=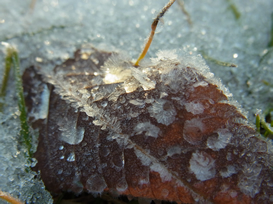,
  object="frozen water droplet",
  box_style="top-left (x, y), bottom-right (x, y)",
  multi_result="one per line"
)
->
top-left (101, 101), bottom-right (108, 107)
top-left (57, 169), bottom-right (63, 174)
top-left (119, 96), bottom-right (126, 103)
top-left (60, 156), bottom-right (64, 160)
top-left (116, 178), bottom-right (128, 192)
top-left (37, 84), bottom-right (50, 119)
top-left (67, 152), bottom-right (75, 162)
top-left (86, 174), bottom-right (107, 193)
top-left (58, 119), bottom-right (85, 145)
top-left (59, 146), bottom-right (64, 150)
